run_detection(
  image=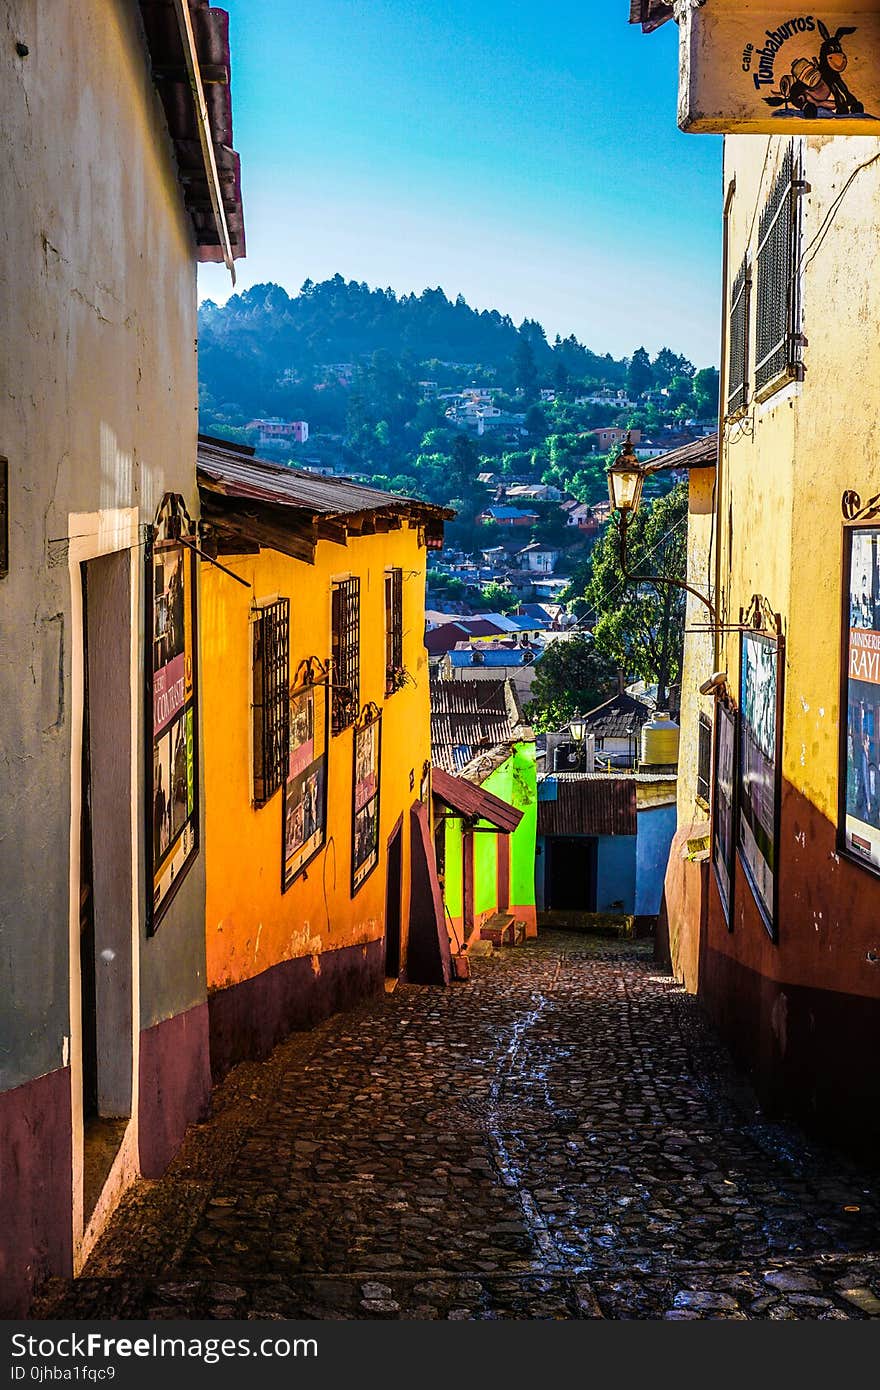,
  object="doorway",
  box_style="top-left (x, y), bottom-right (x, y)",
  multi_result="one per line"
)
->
top-left (385, 821), bottom-right (403, 979)
top-left (547, 836), bottom-right (597, 911)
top-left (496, 832), bottom-right (510, 912)
top-left (463, 830), bottom-right (475, 939)
top-left (79, 553), bottom-right (134, 1222)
